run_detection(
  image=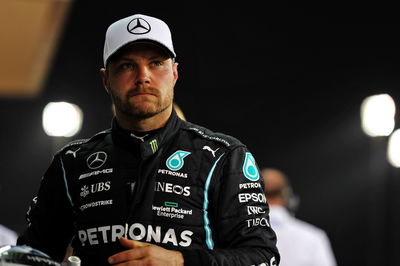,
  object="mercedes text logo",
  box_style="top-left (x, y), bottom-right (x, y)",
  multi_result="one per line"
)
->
top-left (127, 17), bottom-right (151, 35)
top-left (87, 152), bottom-right (107, 169)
